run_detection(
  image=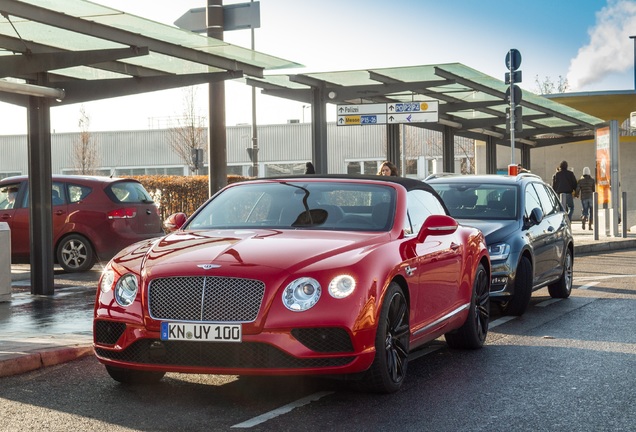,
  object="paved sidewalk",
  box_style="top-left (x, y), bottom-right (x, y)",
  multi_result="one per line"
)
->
top-left (0, 266), bottom-right (99, 378)
top-left (1, 224), bottom-right (635, 378)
